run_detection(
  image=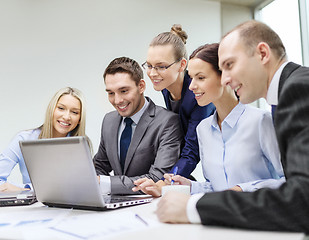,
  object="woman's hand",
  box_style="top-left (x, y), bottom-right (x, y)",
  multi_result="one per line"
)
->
top-left (163, 173), bottom-right (191, 186)
top-left (229, 185), bottom-right (243, 192)
top-left (0, 182), bottom-right (28, 192)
